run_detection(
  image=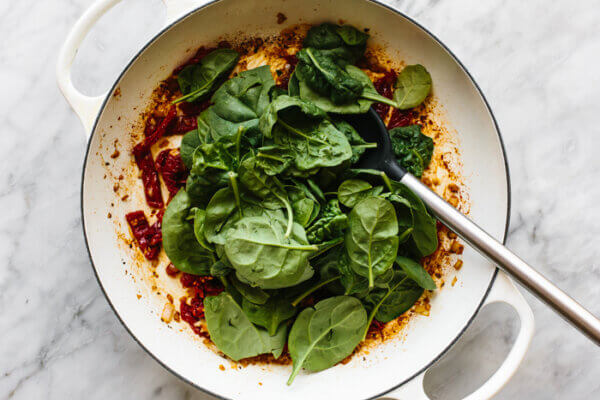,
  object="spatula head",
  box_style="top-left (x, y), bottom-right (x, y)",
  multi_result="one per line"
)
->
top-left (342, 108), bottom-right (406, 179)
